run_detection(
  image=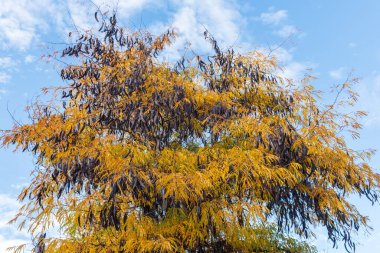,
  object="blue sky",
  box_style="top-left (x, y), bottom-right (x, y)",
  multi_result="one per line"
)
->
top-left (1, 0), bottom-right (380, 252)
